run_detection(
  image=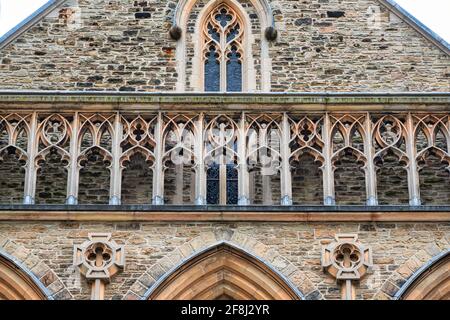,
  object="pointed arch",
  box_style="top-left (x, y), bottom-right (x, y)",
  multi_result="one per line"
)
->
top-left (125, 231), bottom-right (320, 300)
top-left (144, 242), bottom-right (302, 300)
top-left (395, 251), bottom-right (450, 300)
top-left (193, 0), bottom-right (255, 92)
top-left (0, 251), bottom-right (50, 300)
top-left (176, 0), bottom-right (266, 92)
top-left (172, 0), bottom-right (274, 29)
